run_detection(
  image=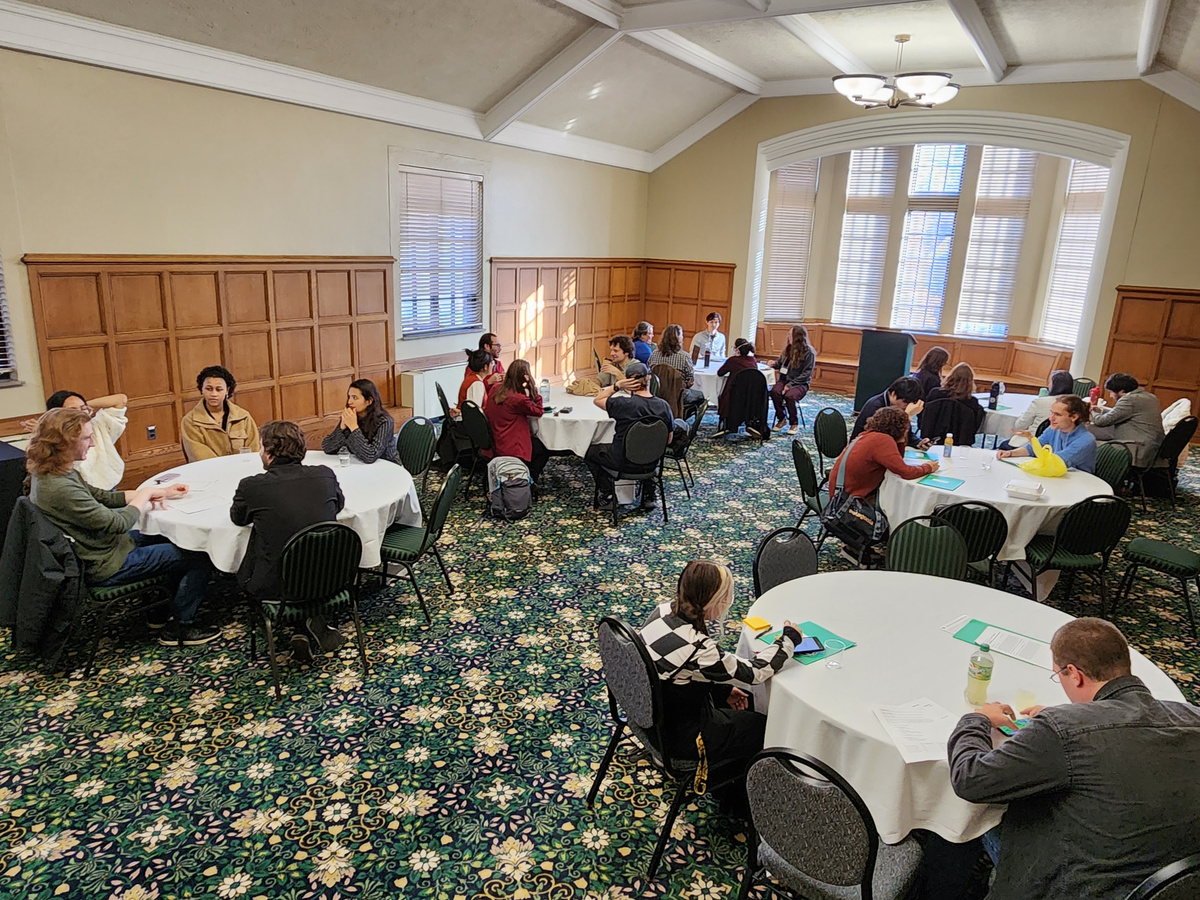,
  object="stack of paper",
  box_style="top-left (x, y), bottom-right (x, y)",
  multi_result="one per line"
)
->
top-left (873, 698), bottom-right (956, 764)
